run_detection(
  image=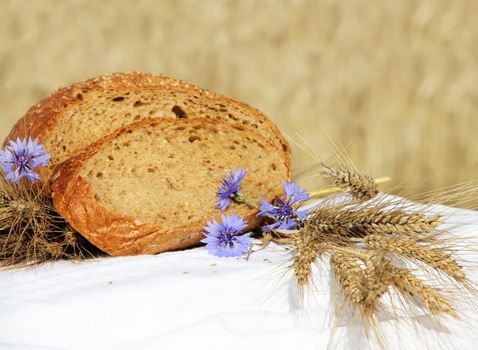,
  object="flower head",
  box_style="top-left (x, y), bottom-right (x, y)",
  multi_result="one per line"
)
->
top-left (0, 137), bottom-right (51, 184)
top-left (201, 213), bottom-right (253, 257)
top-left (216, 167), bottom-right (247, 210)
top-left (258, 180), bottom-right (311, 231)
